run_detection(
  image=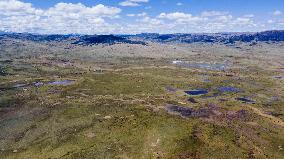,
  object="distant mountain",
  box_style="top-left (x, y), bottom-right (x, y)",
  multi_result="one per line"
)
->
top-left (72, 35), bottom-right (147, 45)
top-left (0, 30), bottom-right (283, 45)
top-left (0, 33), bottom-right (147, 45)
top-left (0, 33), bottom-right (78, 42)
top-left (134, 30), bottom-right (284, 44)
